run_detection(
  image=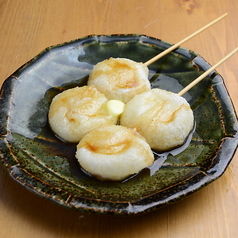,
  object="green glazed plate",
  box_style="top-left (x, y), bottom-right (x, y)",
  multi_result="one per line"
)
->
top-left (0, 34), bottom-right (238, 215)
